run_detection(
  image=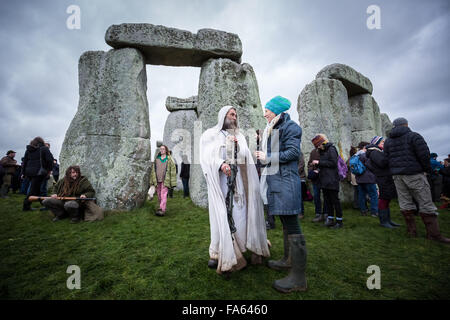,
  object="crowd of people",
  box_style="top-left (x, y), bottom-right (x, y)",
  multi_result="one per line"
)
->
top-left (0, 136), bottom-right (103, 223)
top-left (2, 97), bottom-right (449, 294)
